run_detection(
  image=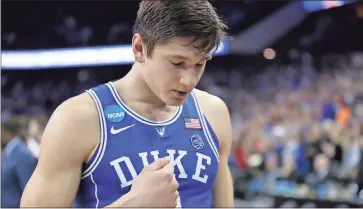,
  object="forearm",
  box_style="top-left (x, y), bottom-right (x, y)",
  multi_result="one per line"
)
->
top-left (104, 191), bottom-right (139, 208)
